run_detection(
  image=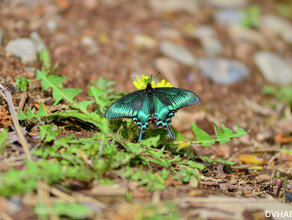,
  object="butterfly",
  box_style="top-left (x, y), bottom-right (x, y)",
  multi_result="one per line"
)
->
top-left (105, 78), bottom-right (200, 141)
